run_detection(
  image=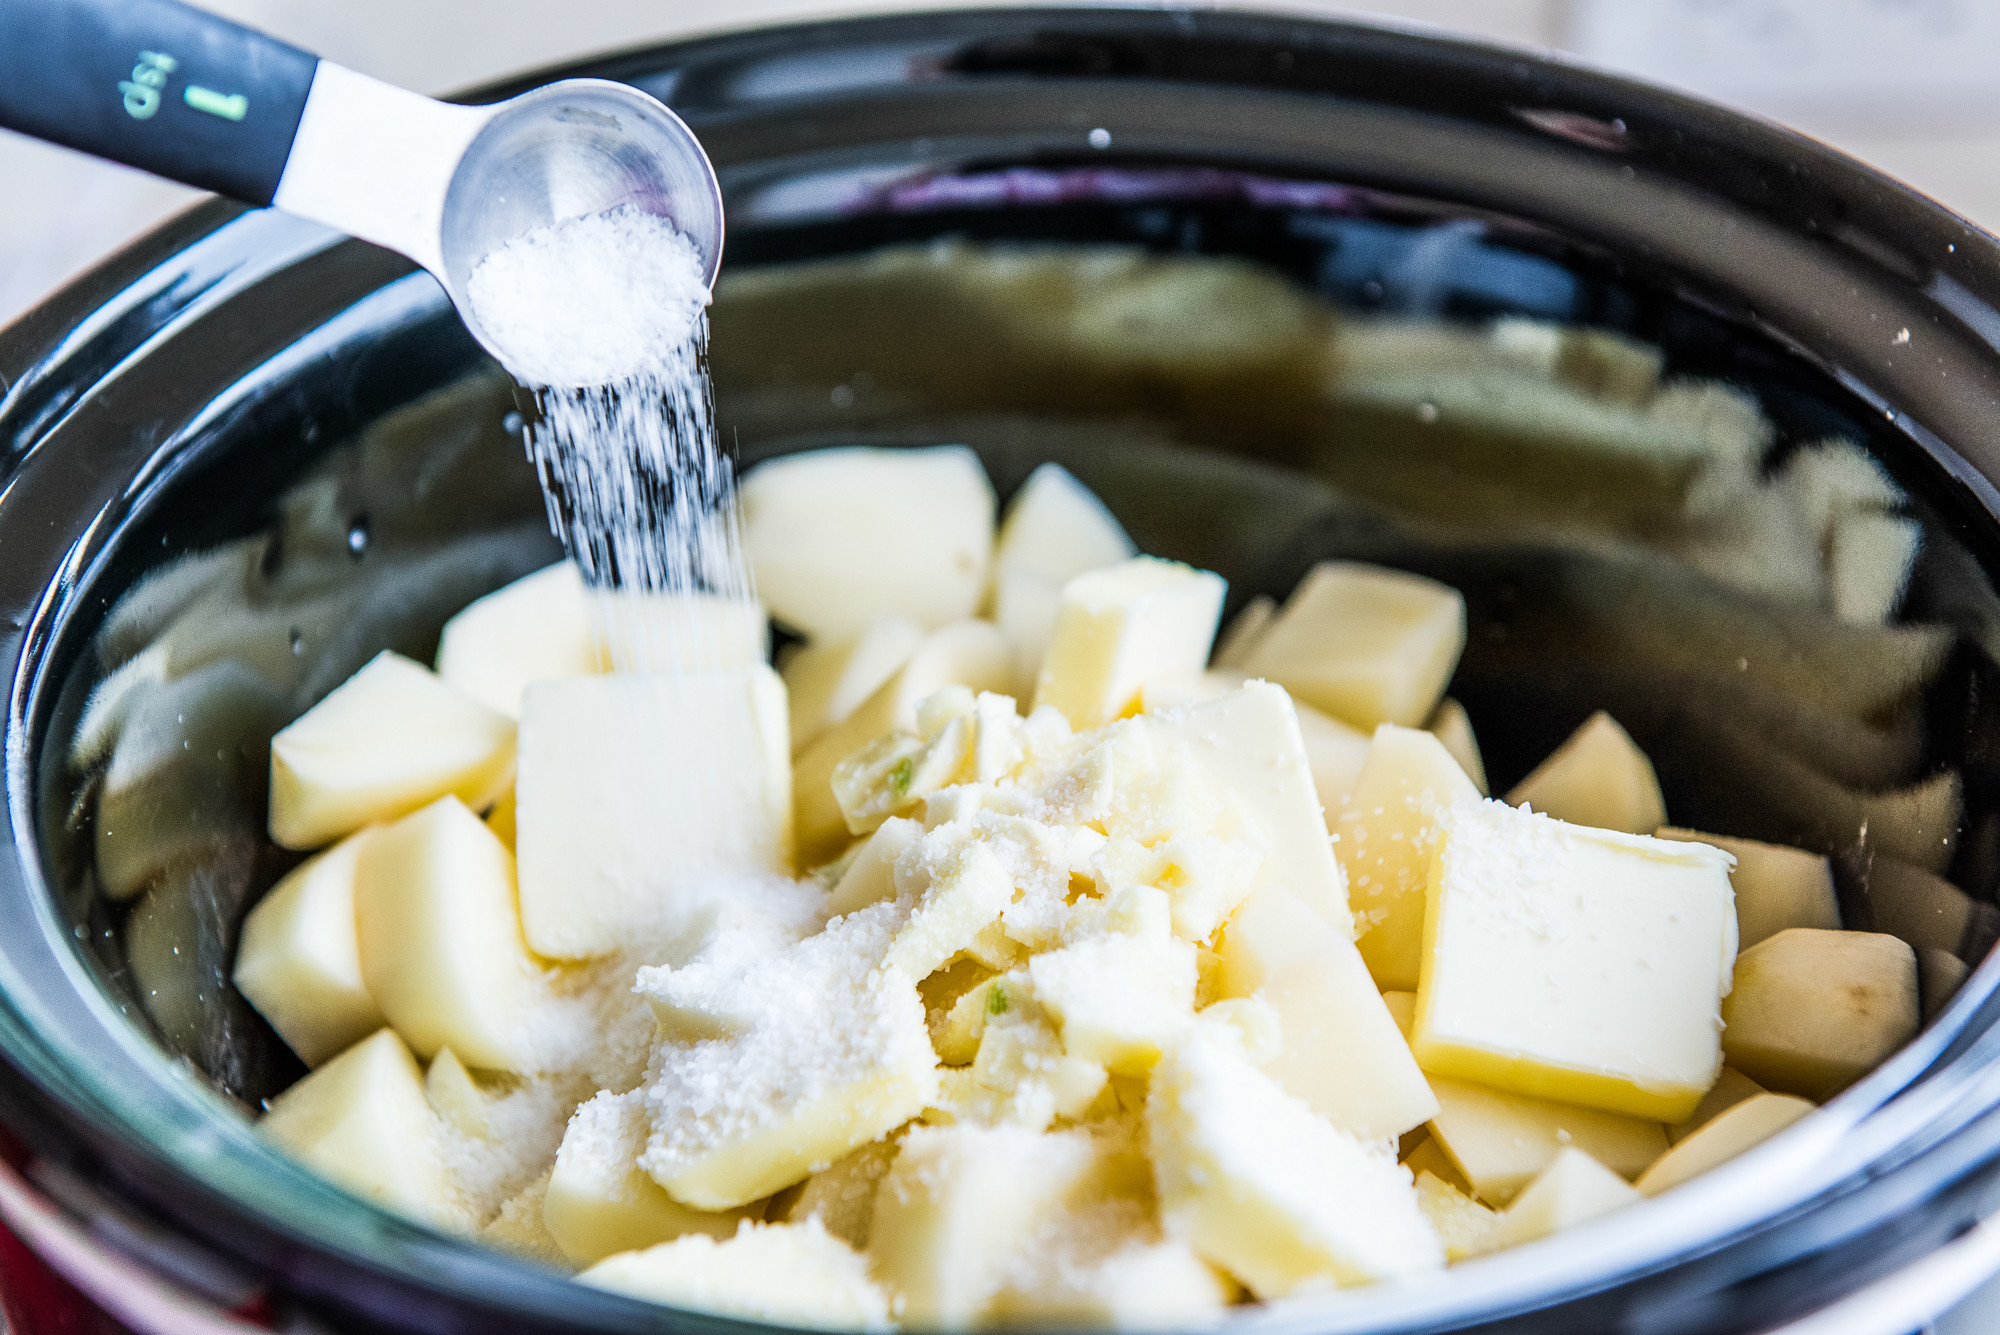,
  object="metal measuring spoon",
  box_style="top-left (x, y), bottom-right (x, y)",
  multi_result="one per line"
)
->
top-left (0, 0), bottom-right (724, 367)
